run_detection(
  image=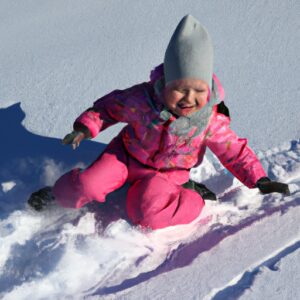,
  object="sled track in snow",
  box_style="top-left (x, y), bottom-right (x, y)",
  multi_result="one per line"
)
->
top-left (83, 196), bottom-right (300, 297)
top-left (206, 239), bottom-right (300, 300)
